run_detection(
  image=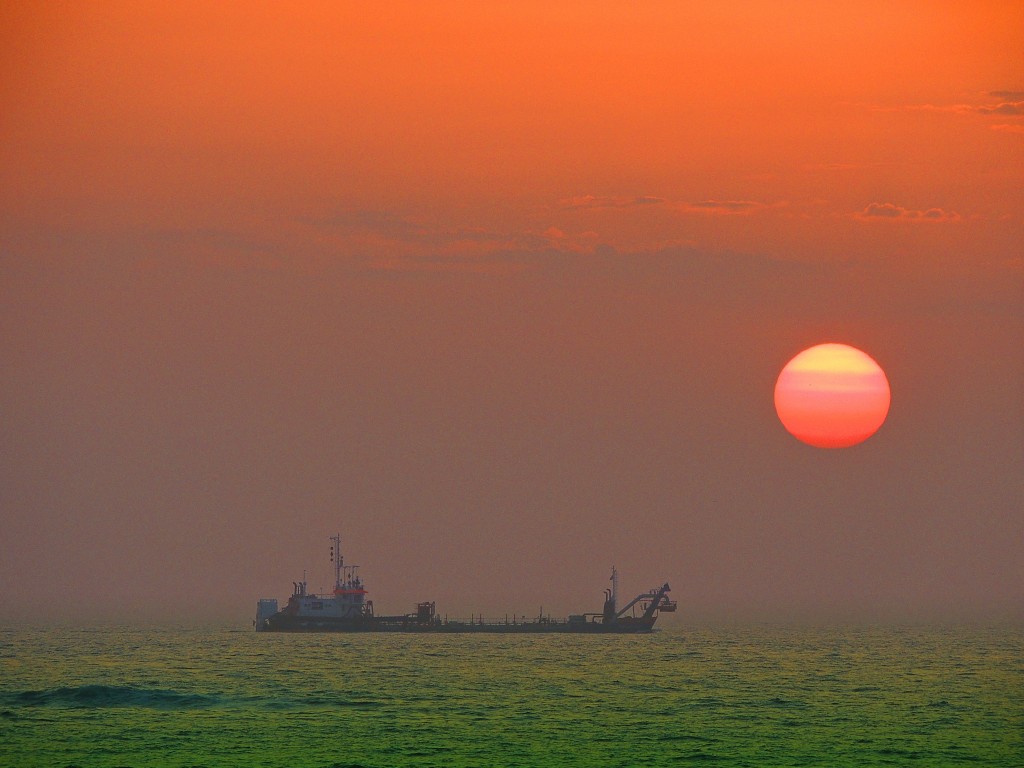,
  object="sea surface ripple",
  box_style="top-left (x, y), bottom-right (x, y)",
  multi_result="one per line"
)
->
top-left (1, 625), bottom-right (1021, 767)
